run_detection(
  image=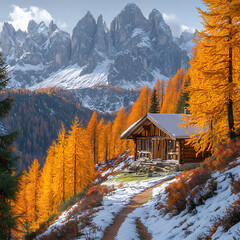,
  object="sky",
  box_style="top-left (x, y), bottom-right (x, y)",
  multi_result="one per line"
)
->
top-left (0, 0), bottom-right (204, 37)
